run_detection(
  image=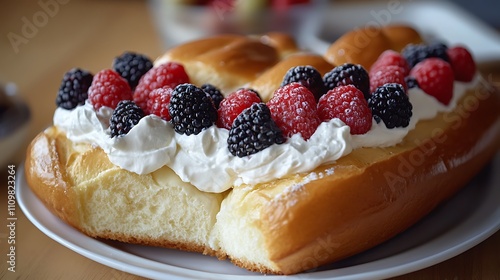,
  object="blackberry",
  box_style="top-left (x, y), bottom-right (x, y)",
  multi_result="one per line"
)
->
top-left (228, 103), bottom-right (284, 157)
top-left (169, 83), bottom-right (218, 135)
top-left (201, 83), bottom-right (224, 109)
top-left (109, 100), bottom-right (145, 137)
top-left (323, 63), bottom-right (370, 99)
top-left (55, 68), bottom-right (93, 109)
top-left (113, 52), bottom-right (153, 89)
top-left (281, 65), bottom-right (327, 101)
top-left (402, 42), bottom-right (449, 68)
top-left (368, 83), bottom-right (413, 129)
top-left (405, 76), bottom-right (419, 89)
